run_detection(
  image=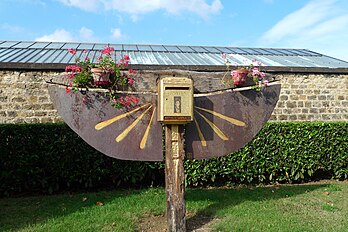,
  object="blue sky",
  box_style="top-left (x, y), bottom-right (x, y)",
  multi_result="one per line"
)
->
top-left (1, 0), bottom-right (348, 61)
